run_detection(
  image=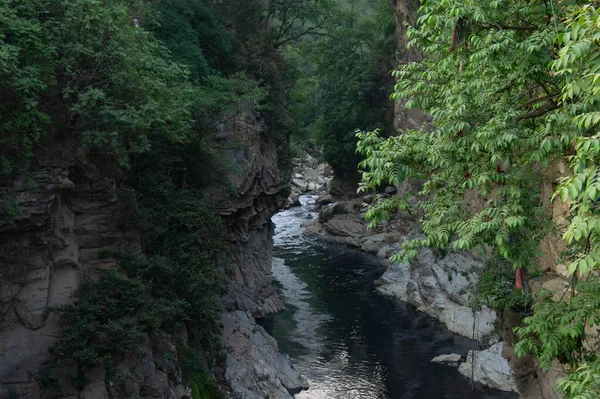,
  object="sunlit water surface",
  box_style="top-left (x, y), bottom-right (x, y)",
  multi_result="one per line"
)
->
top-left (262, 195), bottom-right (518, 399)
